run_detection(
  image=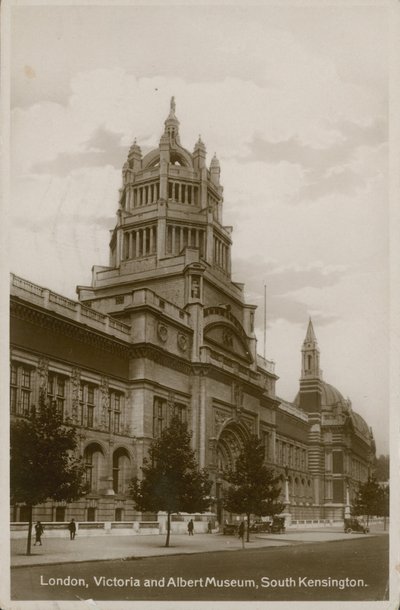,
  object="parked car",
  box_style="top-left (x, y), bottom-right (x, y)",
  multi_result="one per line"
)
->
top-left (223, 522), bottom-right (239, 535)
top-left (249, 520), bottom-right (272, 533)
top-left (344, 518), bottom-right (369, 534)
top-left (271, 516), bottom-right (285, 533)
